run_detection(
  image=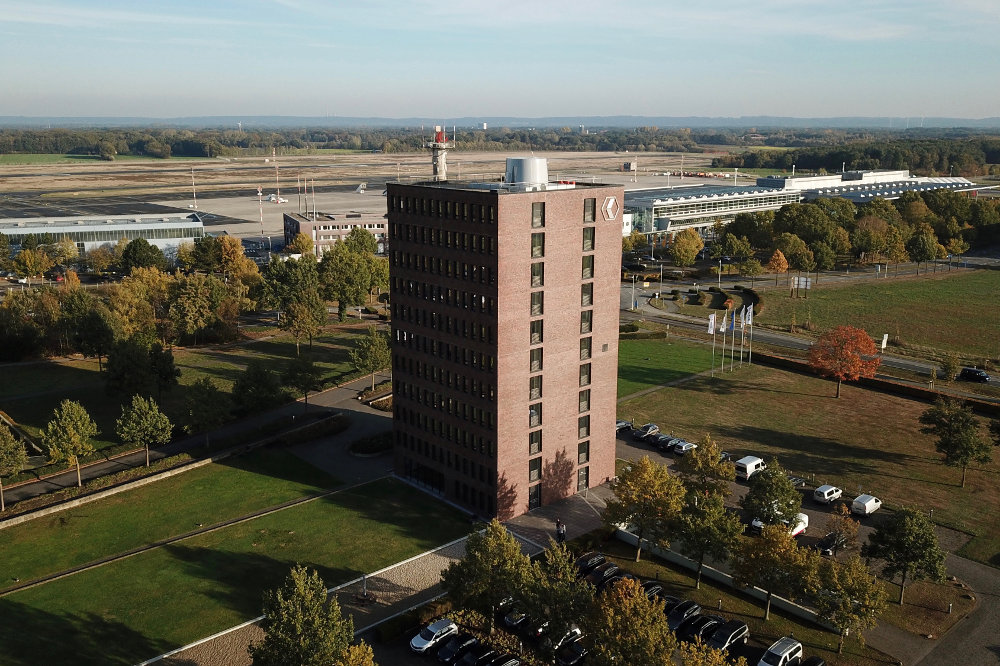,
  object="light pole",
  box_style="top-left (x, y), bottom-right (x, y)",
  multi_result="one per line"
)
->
top-left (631, 275), bottom-right (637, 310)
top-left (718, 258), bottom-right (722, 288)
